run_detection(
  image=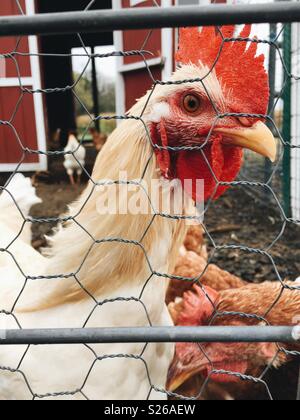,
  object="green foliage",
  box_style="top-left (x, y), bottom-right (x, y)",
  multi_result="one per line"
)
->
top-left (77, 115), bottom-right (116, 139)
top-left (74, 71), bottom-right (116, 116)
top-left (99, 80), bottom-right (116, 114)
top-left (74, 71), bottom-right (116, 136)
top-left (74, 73), bottom-right (93, 116)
